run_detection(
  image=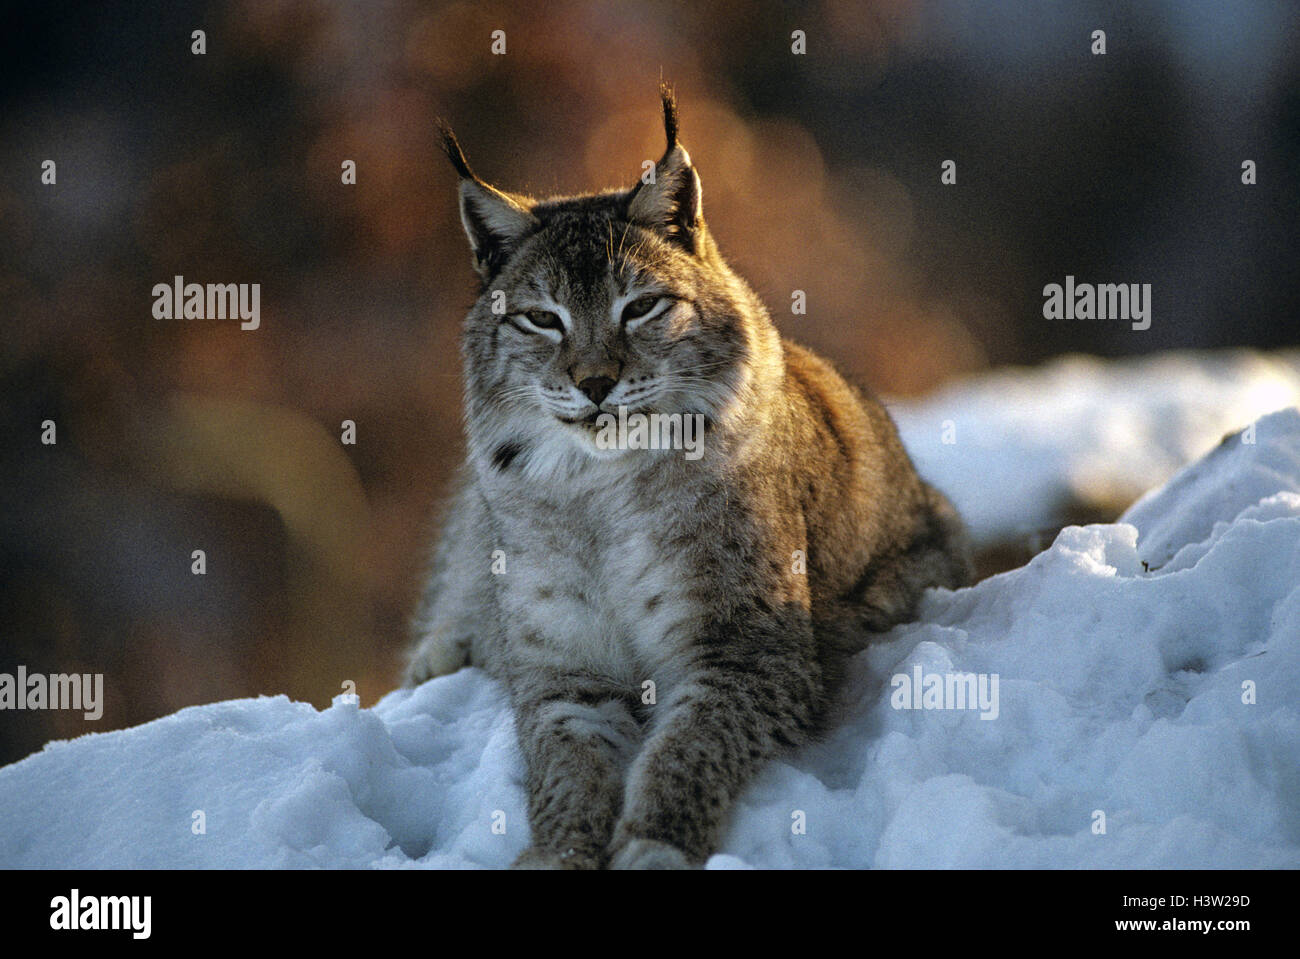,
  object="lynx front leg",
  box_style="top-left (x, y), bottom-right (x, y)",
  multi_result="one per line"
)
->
top-left (511, 678), bottom-right (643, 869)
top-left (609, 628), bottom-right (822, 869)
